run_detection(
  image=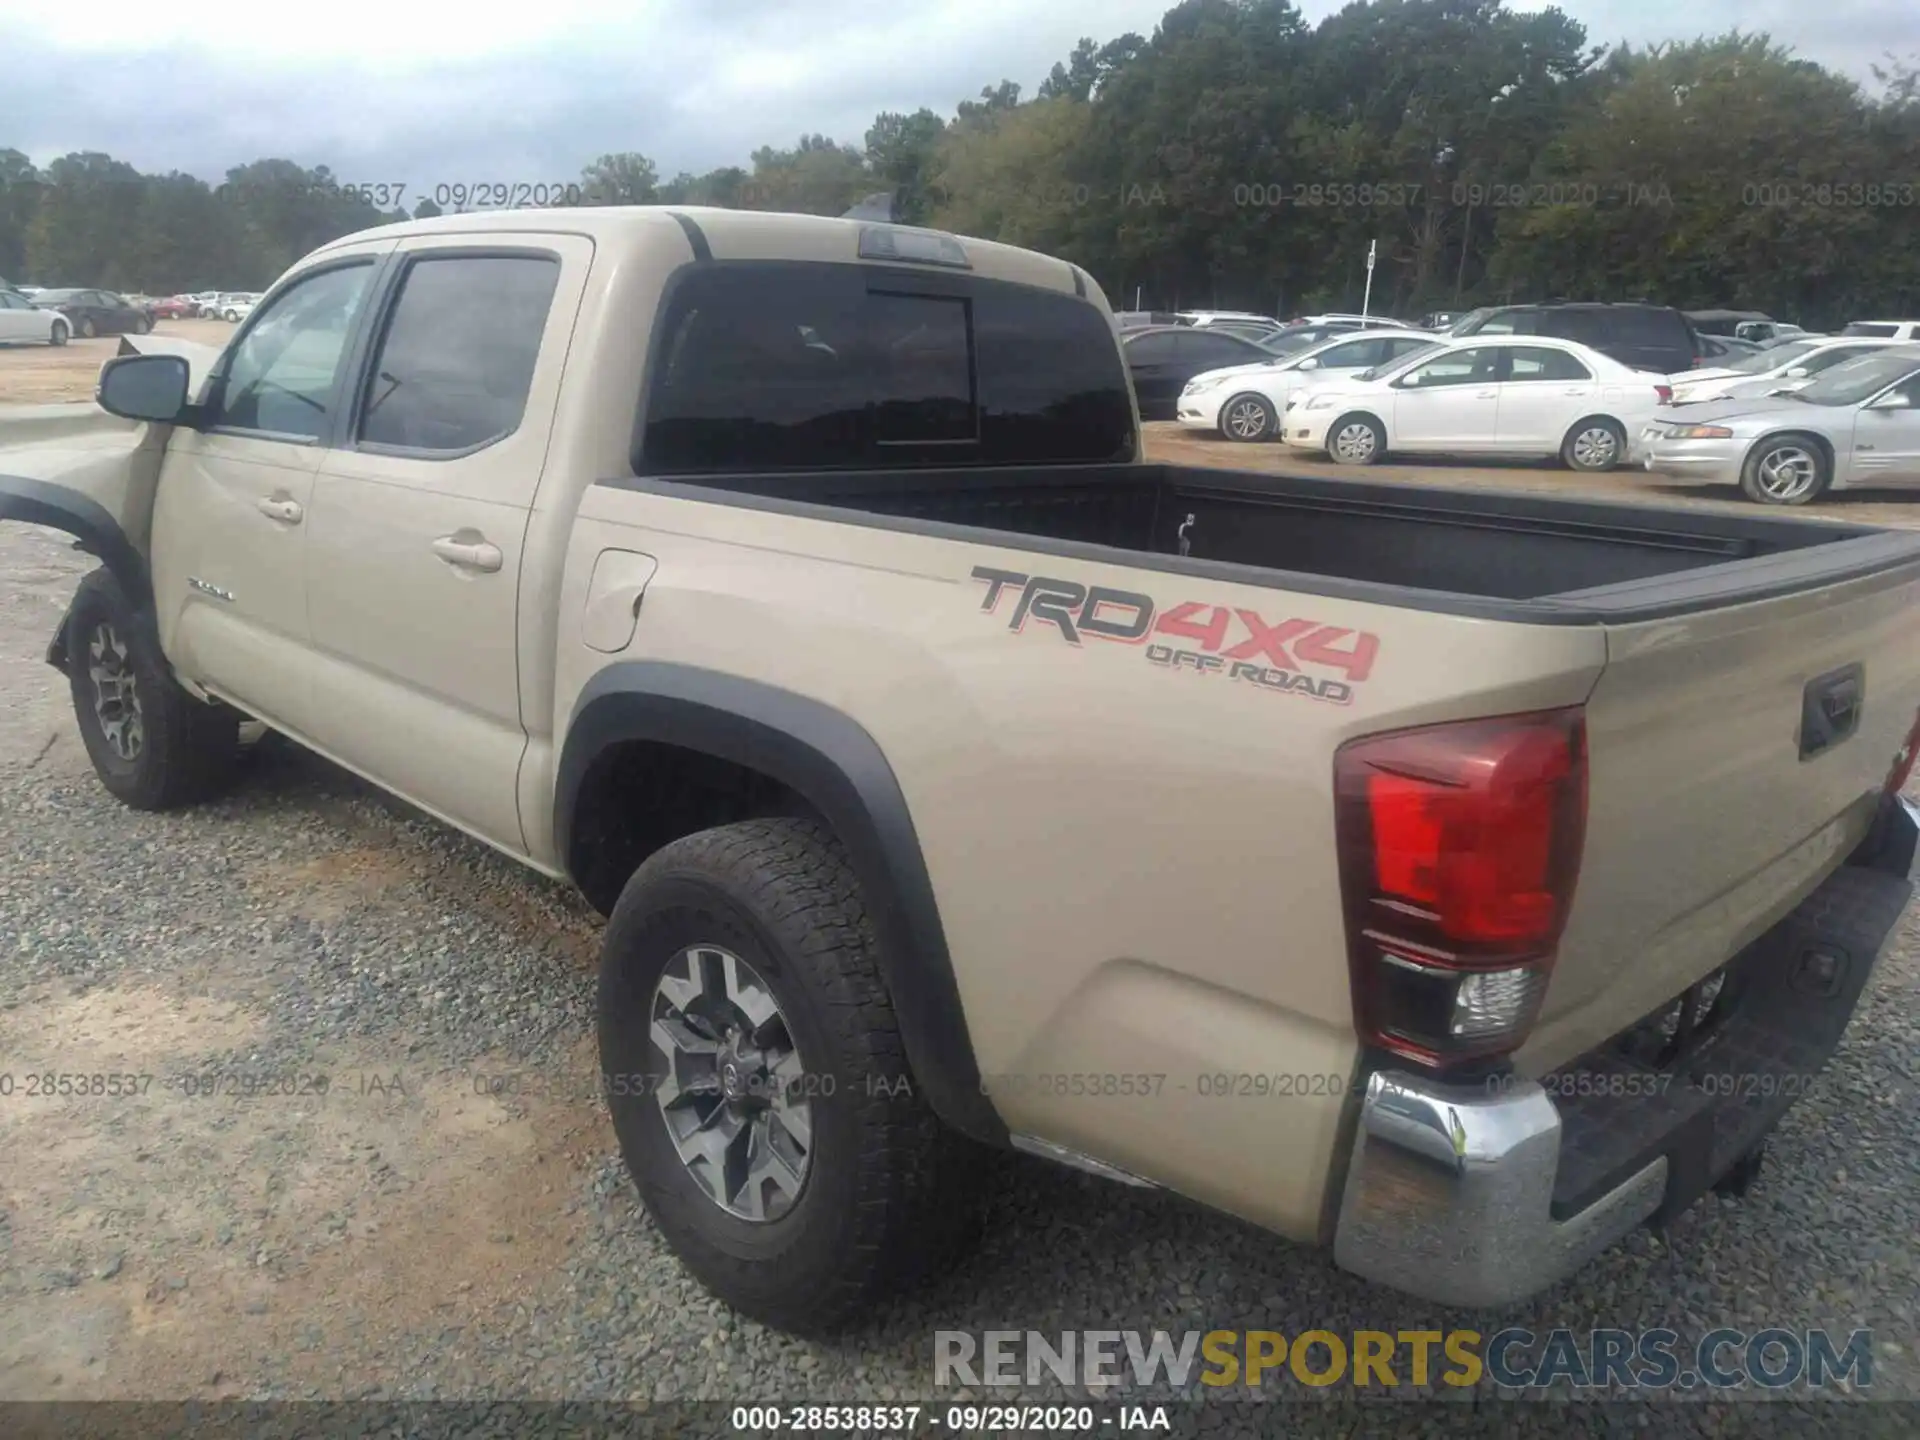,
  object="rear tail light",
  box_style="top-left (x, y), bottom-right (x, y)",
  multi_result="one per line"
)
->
top-left (1655, 383), bottom-right (1674, 404)
top-left (1333, 708), bottom-right (1588, 1069)
top-left (1888, 707), bottom-right (1920, 795)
